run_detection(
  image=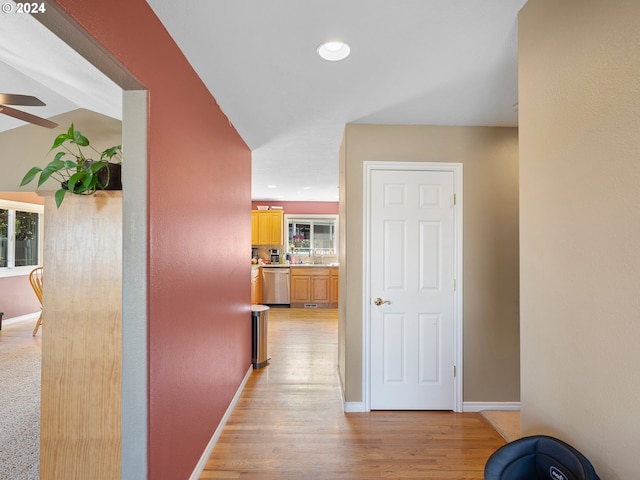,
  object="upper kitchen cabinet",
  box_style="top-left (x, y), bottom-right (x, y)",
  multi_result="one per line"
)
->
top-left (251, 210), bottom-right (283, 245)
